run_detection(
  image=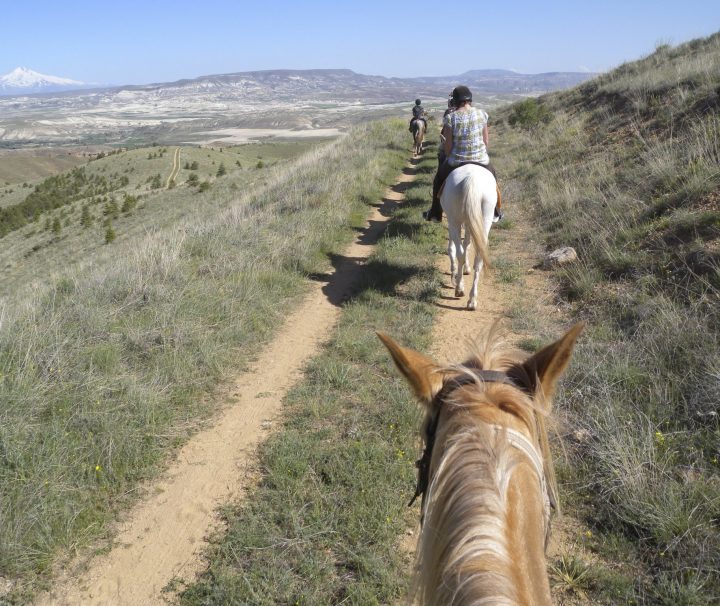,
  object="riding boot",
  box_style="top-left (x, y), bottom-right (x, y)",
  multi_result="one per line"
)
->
top-left (493, 183), bottom-right (504, 221)
top-left (429, 196), bottom-right (443, 221)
